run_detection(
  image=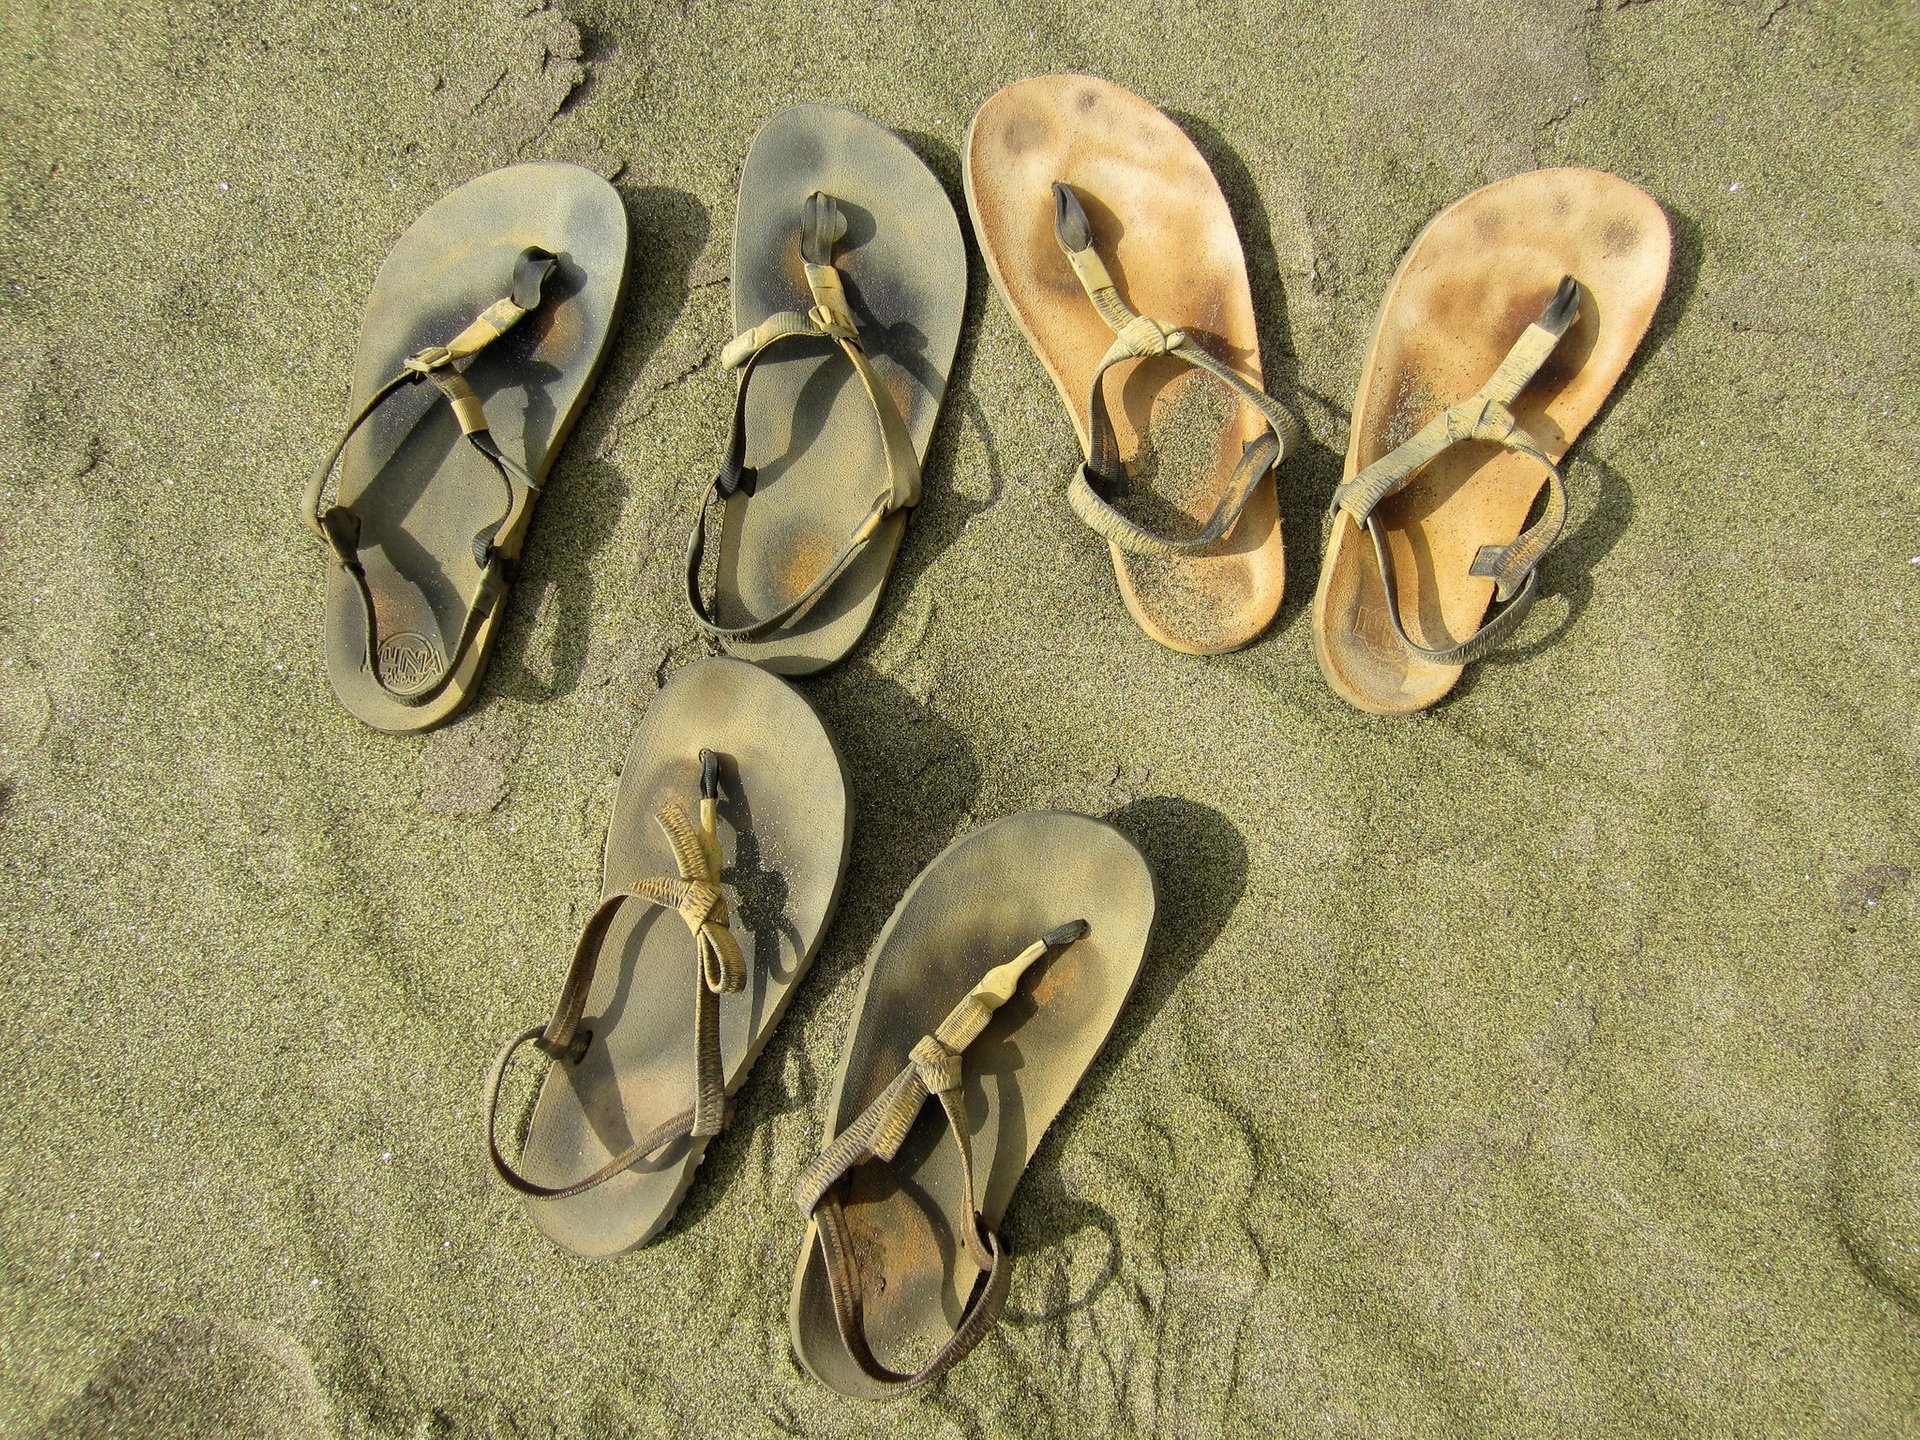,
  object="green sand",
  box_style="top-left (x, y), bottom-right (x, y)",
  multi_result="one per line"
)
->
top-left (2, 0), bottom-right (1916, 1434)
